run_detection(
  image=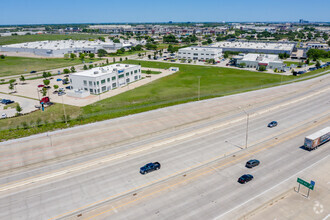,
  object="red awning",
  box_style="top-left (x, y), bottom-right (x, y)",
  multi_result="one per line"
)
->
top-left (258, 63), bottom-right (268, 66)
